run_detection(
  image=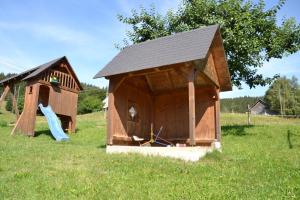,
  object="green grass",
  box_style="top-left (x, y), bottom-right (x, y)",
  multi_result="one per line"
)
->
top-left (0, 109), bottom-right (300, 199)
